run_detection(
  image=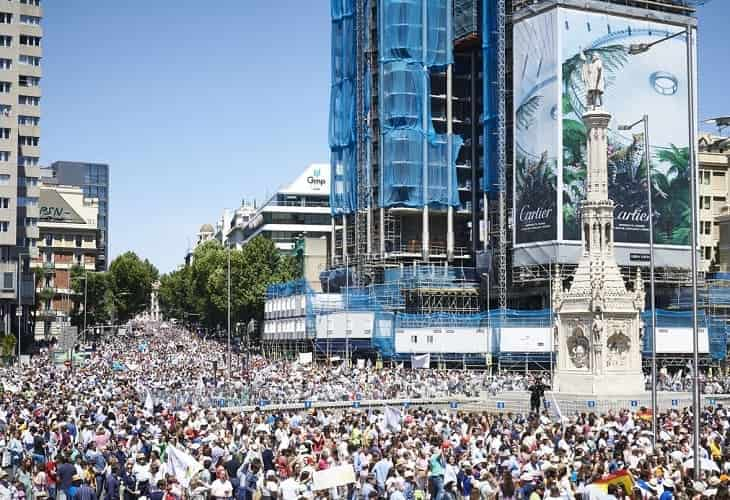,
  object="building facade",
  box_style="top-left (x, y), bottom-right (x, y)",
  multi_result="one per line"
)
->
top-left (32, 184), bottom-right (100, 340)
top-left (229, 163), bottom-right (332, 255)
top-left (0, 0), bottom-right (43, 339)
top-left (698, 134), bottom-right (730, 272)
top-left (42, 161), bottom-right (109, 270)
